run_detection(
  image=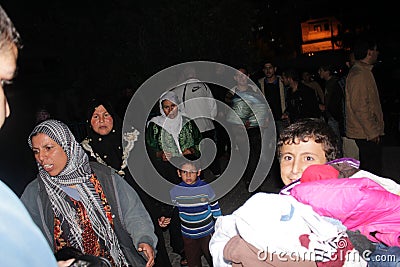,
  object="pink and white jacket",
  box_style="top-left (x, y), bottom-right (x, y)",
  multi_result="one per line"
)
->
top-left (291, 175), bottom-right (400, 247)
